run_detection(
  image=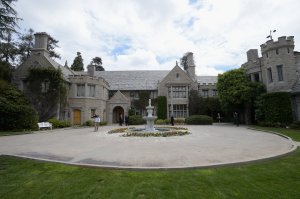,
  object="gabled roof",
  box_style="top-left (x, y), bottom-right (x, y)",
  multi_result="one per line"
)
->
top-left (96, 70), bottom-right (169, 90)
top-left (159, 64), bottom-right (194, 85)
top-left (109, 90), bottom-right (130, 103)
top-left (196, 76), bottom-right (218, 85)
